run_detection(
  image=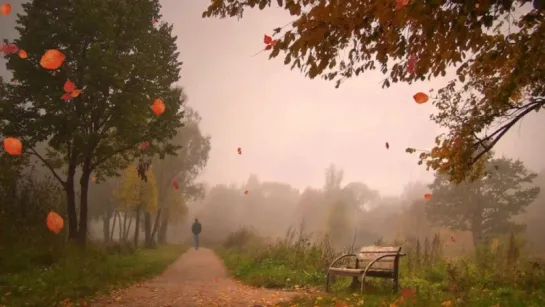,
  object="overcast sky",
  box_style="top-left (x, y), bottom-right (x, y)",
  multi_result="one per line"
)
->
top-left (2, 1), bottom-right (544, 197)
